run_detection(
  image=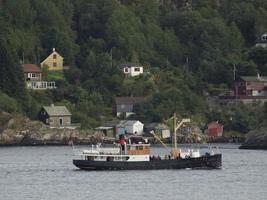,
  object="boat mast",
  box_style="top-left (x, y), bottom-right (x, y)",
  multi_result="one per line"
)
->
top-left (171, 113), bottom-right (190, 158)
top-left (172, 113), bottom-right (178, 157)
